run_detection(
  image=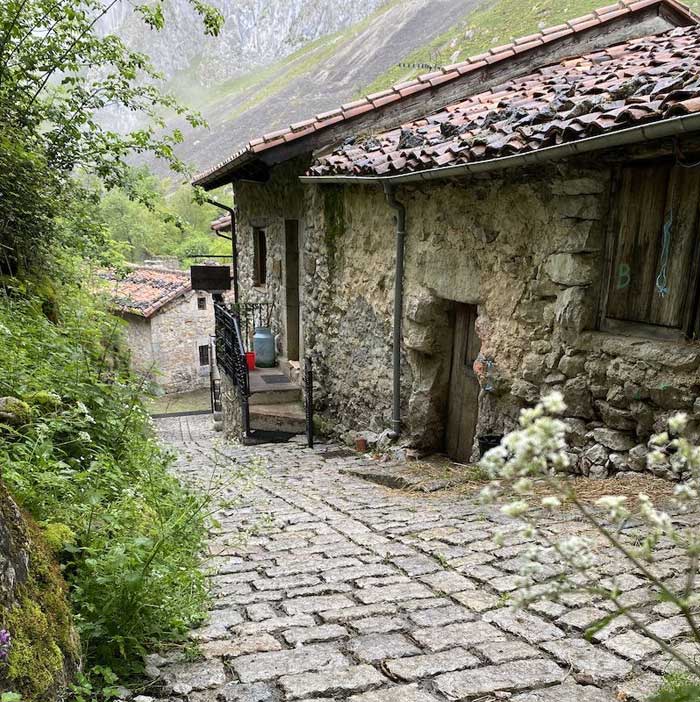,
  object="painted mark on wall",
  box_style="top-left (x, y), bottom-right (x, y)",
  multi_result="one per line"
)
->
top-left (616, 263), bottom-right (631, 290)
